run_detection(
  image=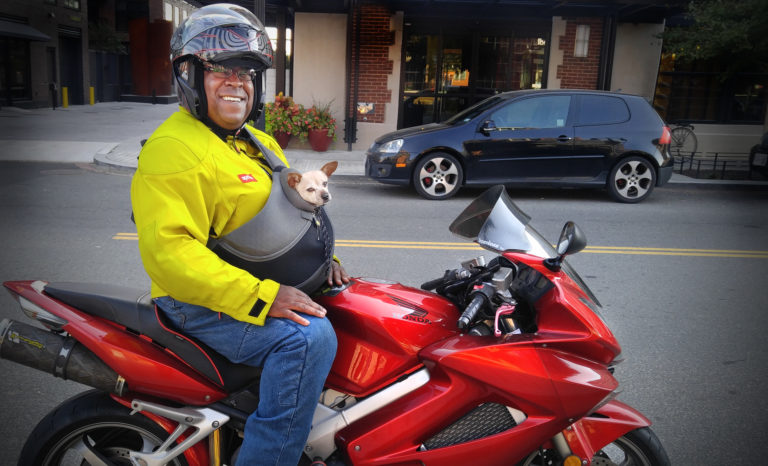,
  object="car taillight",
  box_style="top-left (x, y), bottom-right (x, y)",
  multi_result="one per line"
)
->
top-left (660, 126), bottom-right (671, 145)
